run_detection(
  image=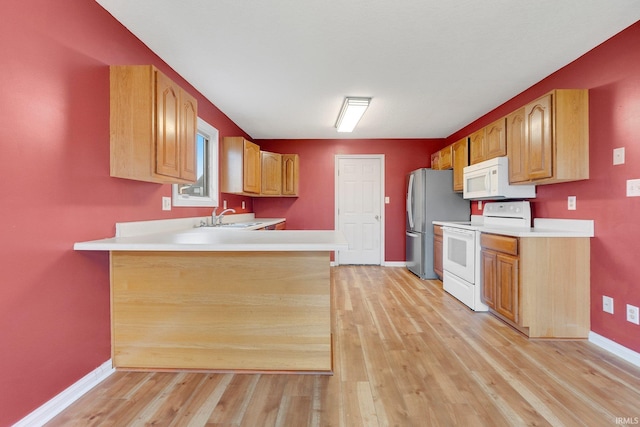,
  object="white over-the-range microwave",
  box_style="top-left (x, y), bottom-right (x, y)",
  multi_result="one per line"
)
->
top-left (463, 156), bottom-right (536, 200)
